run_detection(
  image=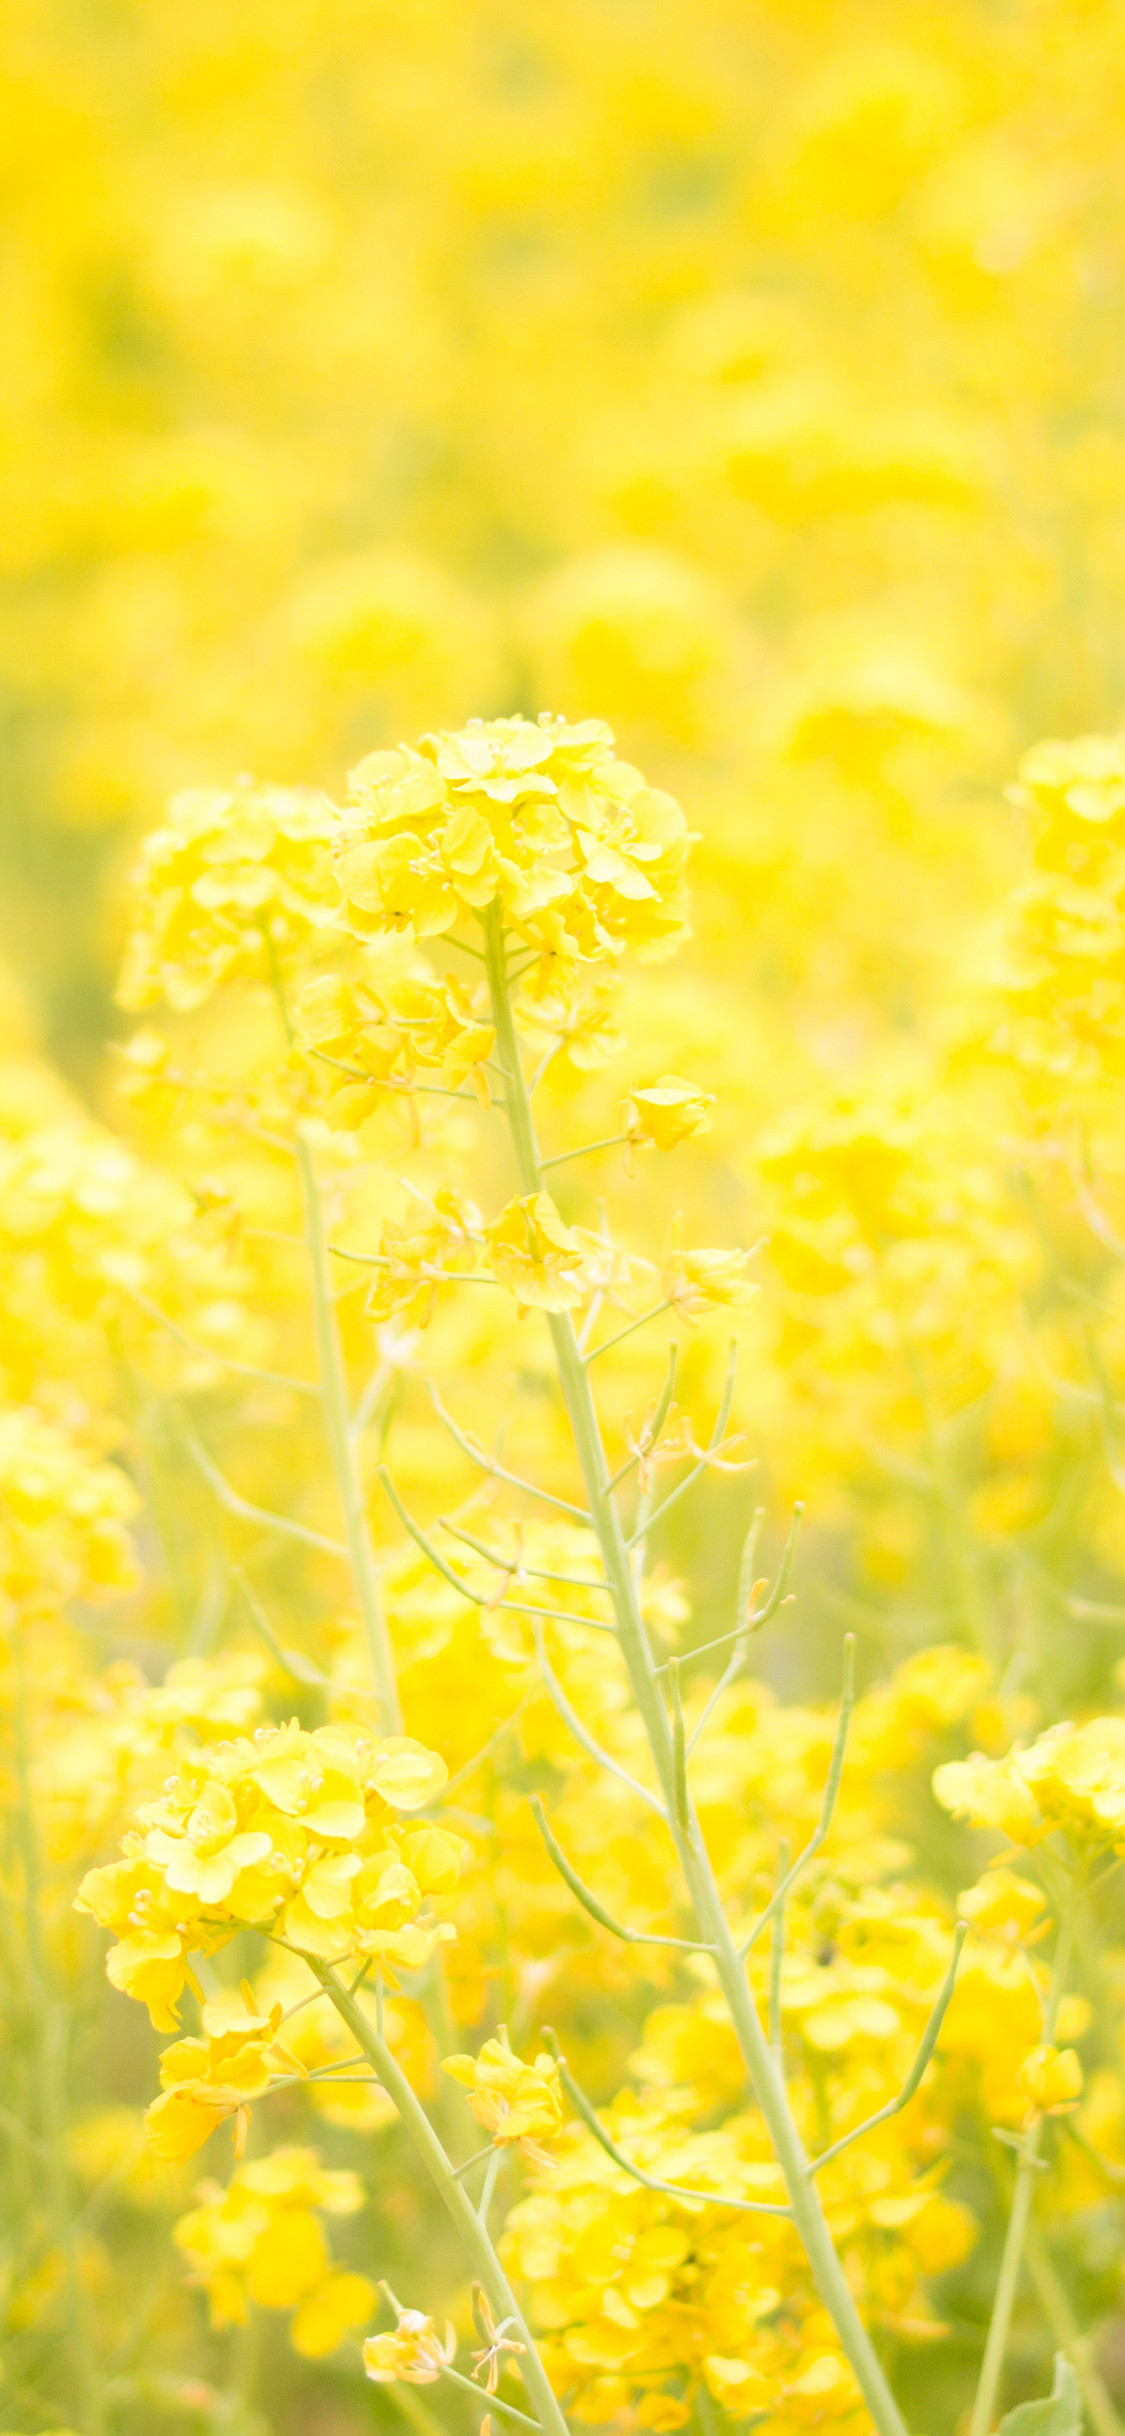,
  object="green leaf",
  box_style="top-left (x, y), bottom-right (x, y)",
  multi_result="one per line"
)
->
top-left (998, 2354), bottom-right (1083, 2436)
